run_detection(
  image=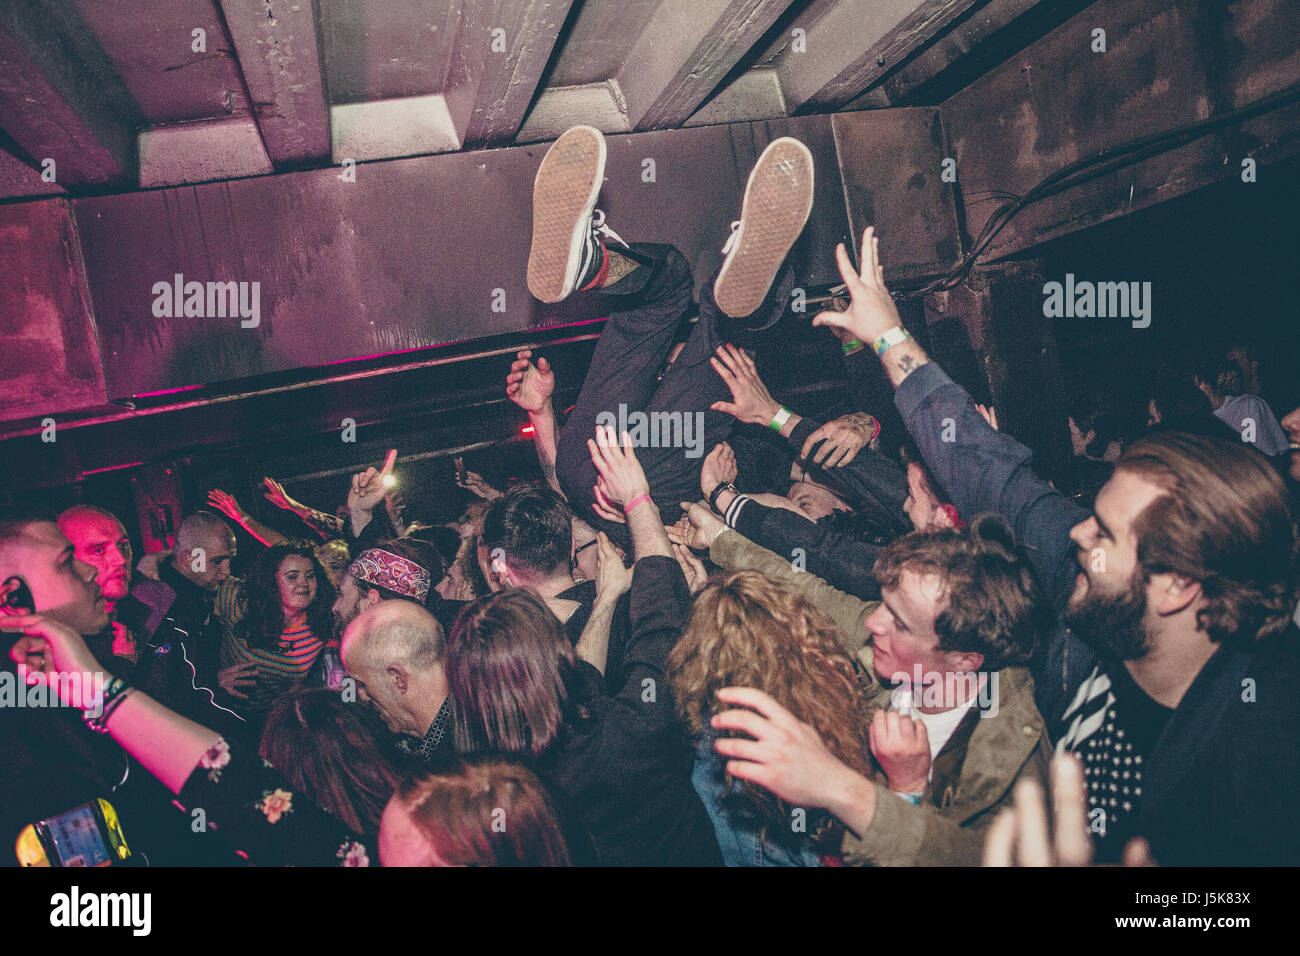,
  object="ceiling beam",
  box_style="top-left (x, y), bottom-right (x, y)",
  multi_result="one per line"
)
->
top-left (0, 1), bottom-right (139, 189)
top-left (772, 0), bottom-right (986, 113)
top-left (615, 0), bottom-right (799, 131)
top-left (447, 0), bottom-right (578, 149)
top-left (850, 0), bottom-right (1095, 108)
top-left (218, 0), bottom-right (332, 169)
